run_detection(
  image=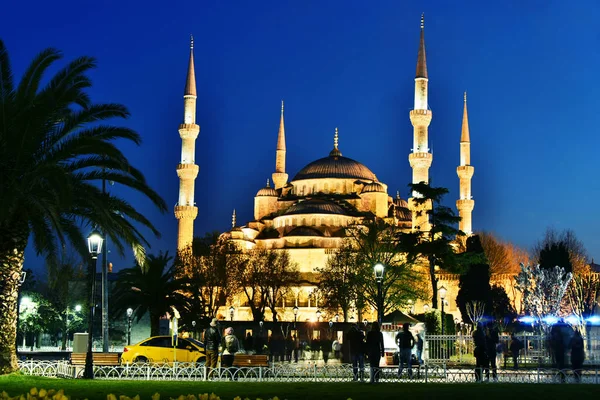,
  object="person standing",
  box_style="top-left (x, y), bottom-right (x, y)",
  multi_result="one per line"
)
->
top-left (570, 330), bottom-right (585, 382)
top-left (203, 318), bottom-right (221, 376)
top-left (473, 323), bottom-right (487, 382)
top-left (395, 323), bottom-right (415, 379)
top-left (416, 333), bottom-right (424, 365)
top-left (347, 325), bottom-right (365, 381)
top-left (244, 332), bottom-right (253, 354)
top-left (509, 333), bottom-right (523, 370)
top-left (366, 322), bottom-right (384, 384)
top-left (485, 325), bottom-right (499, 381)
top-left (291, 334), bottom-right (299, 363)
